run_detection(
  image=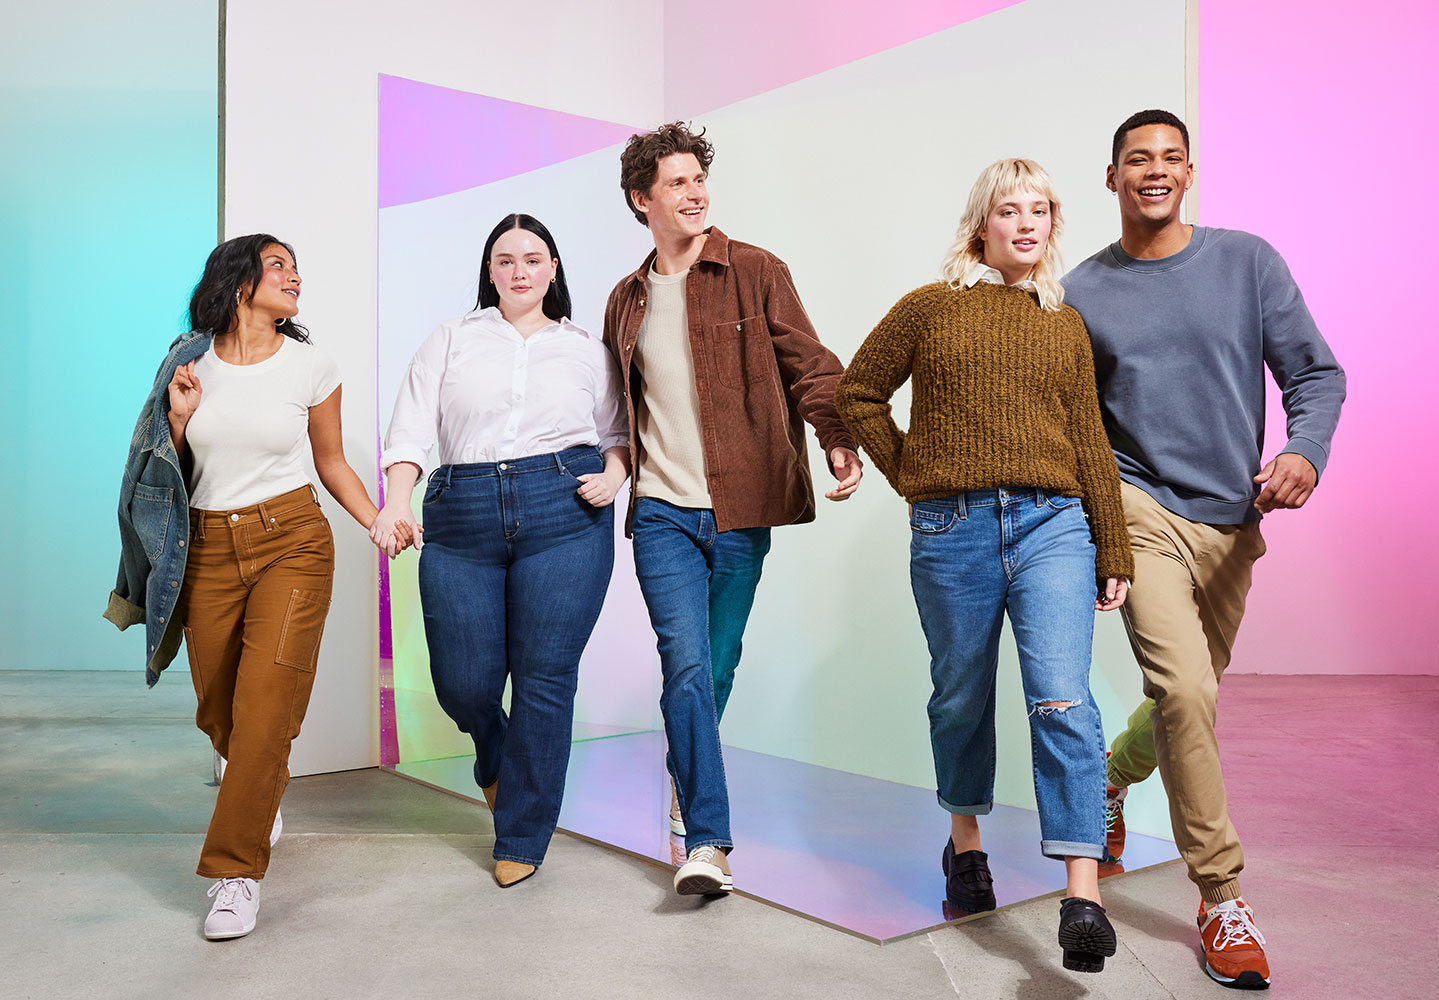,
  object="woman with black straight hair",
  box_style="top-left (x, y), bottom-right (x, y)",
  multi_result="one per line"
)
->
top-left (372, 213), bottom-right (630, 888)
top-left (107, 234), bottom-right (409, 940)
